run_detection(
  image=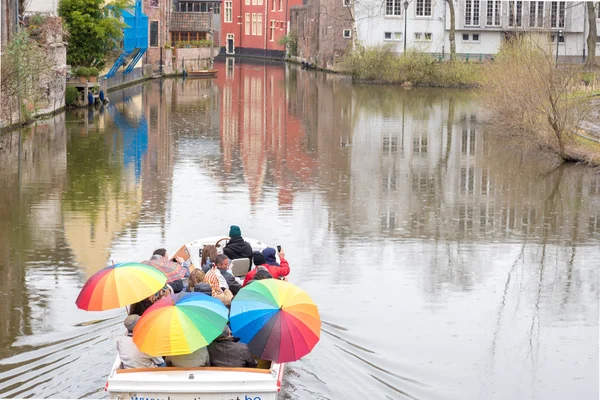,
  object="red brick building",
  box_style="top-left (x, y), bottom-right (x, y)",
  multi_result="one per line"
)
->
top-left (143, 0), bottom-right (171, 70)
top-left (220, 0), bottom-right (301, 57)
